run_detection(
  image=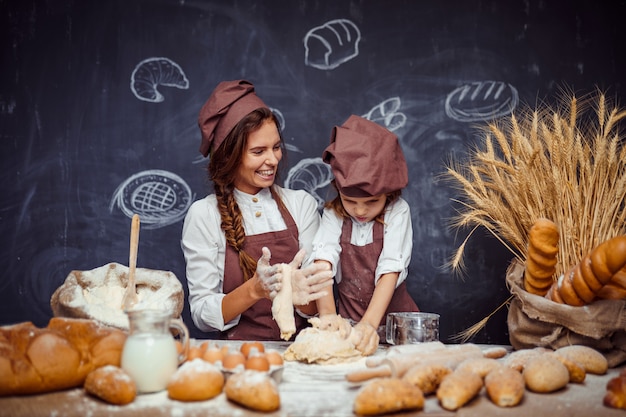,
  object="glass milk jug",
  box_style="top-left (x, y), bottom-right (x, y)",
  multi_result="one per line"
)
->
top-left (121, 309), bottom-right (189, 393)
